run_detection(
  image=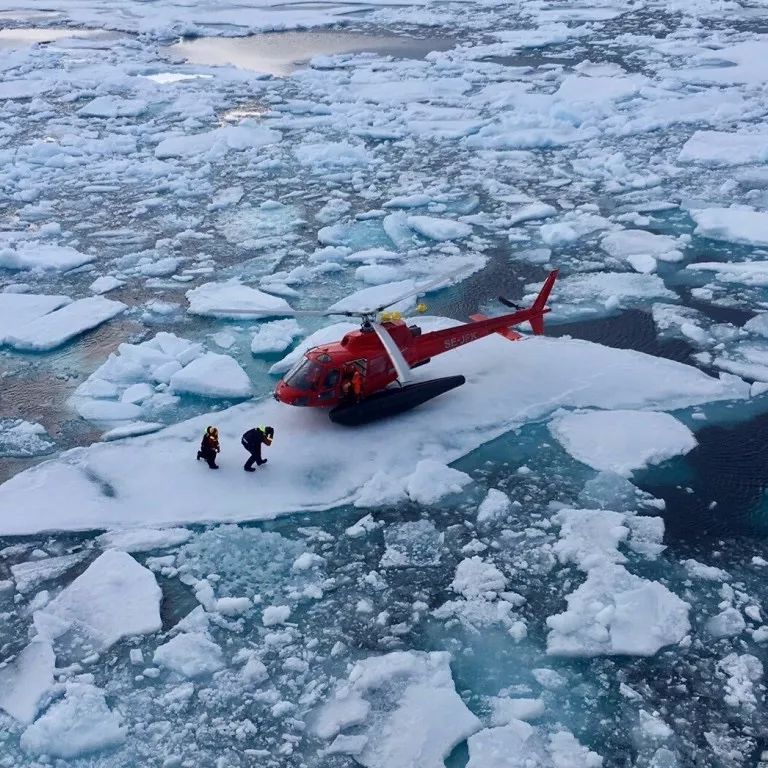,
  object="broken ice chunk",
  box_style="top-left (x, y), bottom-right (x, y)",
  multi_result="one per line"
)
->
top-left (546, 564), bottom-right (690, 657)
top-left (0, 639), bottom-right (55, 723)
top-left (20, 683), bottom-right (125, 758)
top-left (380, 520), bottom-right (444, 568)
top-left (34, 550), bottom-right (162, 651)
top-left (313, 650), bottom-right (480, 768)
